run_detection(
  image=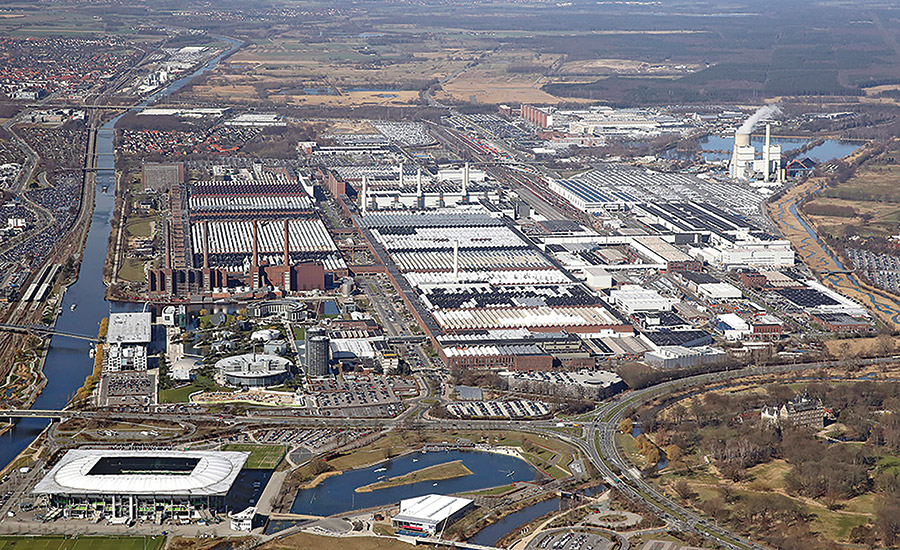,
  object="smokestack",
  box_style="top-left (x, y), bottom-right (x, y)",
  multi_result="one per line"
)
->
top-left (252, 220), bottom-right (259, 267)
top-left (202, 220), bottom-right (210, 269)
top-left (283, 219), bottom-right (290, 267)
top-left (250, 220), bottom-right (259, 290)
top-left (361, 176), bottom-right (368, 214)
top-left (462, 162), bottom-right (469, 198)
top-left (452, 240), bottom-right (459, 283)
top-left (764, 123), bottom-right (771, 183)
